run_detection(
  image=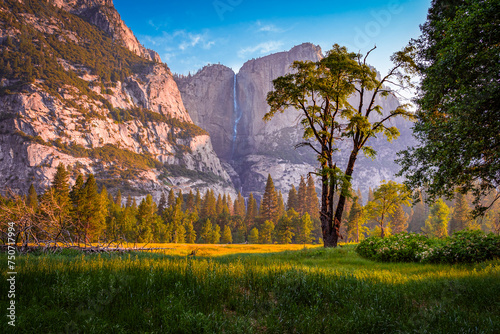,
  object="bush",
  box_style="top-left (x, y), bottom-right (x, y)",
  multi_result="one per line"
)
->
top-left (418, 230), bottom-right (500, 264)
top-left (356, 233), bottom-right (434, 262)
top-left (356, 230), bottom-right (500, 264)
